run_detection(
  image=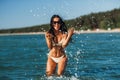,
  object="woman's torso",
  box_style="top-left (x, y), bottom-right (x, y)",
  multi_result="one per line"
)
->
top-left (49, 33), bottom-right (66, 57)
